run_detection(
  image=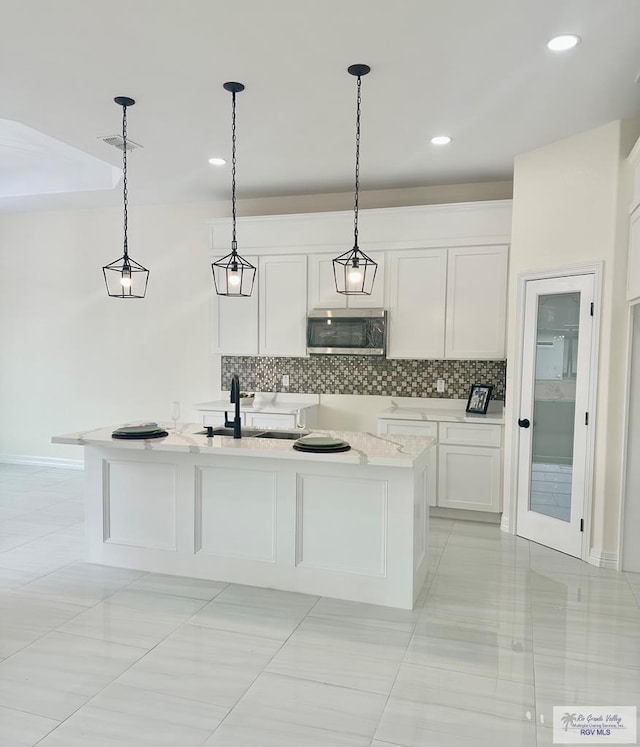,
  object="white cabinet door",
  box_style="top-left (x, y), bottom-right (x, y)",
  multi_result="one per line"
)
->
top-left (377, 419), bottom-right (437, 507)
top-left (627, 207), bottom-right (640, 301)
top-left (438, 444), bottom-right (502, 512)
top-left (259, 255), bottom-right (308, 356)
top-left (308, 254), bottom-right (347, 310)
top-left (308, 251), bottom-right (385, 310)
top-left (445, 246), bottom-right (508, 359)
top-left (347, 251), bottom-right (385, 308)
top-left (245, 412), bottom-right (297, 429)
top-left (387, 249), bottom-right (447, 359)
top-left (212, 255), bottom-right (259, 355)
